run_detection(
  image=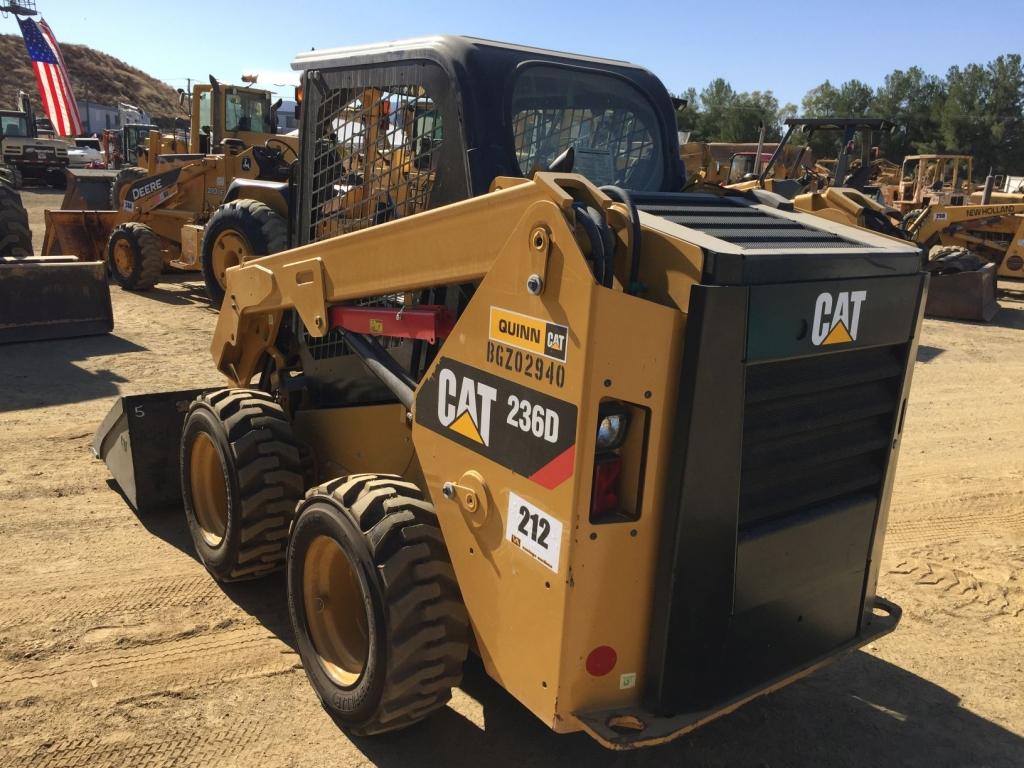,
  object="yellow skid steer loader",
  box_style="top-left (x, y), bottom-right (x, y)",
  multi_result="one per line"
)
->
top-left (94, 37), bottom-right (926, 749)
